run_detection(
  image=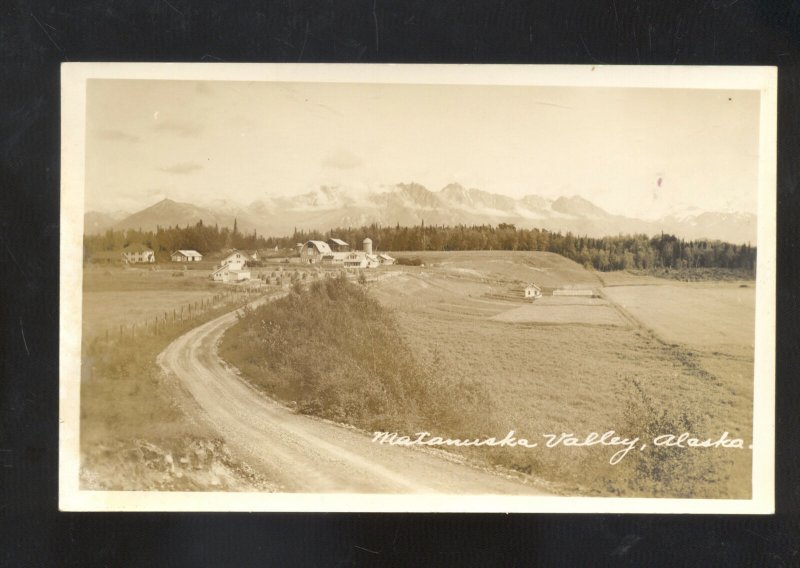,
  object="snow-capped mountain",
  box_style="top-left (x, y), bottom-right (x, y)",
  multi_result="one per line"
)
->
top-left (86, 184), bottom-right (758, 244)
